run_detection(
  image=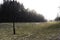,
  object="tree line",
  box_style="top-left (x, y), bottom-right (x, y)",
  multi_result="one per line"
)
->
top-left (0, 1), bottom-right (47, 22)
top-left (55, 17), bottom-right (60, 21)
